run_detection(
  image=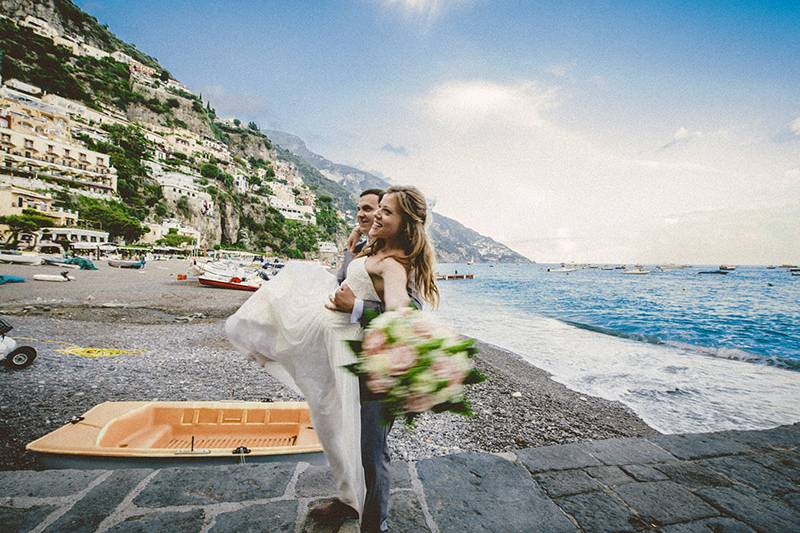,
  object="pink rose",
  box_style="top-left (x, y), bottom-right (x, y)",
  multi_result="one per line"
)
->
top-left (367, 375), bottom-right (395, 394)
top-left (404, 392), bottom-right (438, 413)
top-left (412, 321), bottom-right (437, 339)
top-left (432, 356), bottom-right (468, 383)
top-left (388, 345), bottom-right (417, 376)
top-left (363, 330), bottom-right (388, 355)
